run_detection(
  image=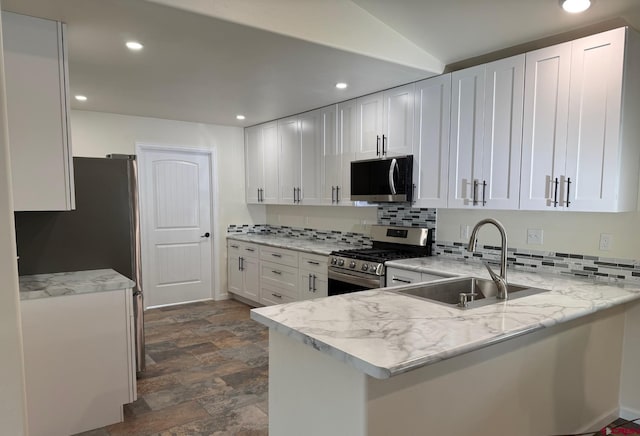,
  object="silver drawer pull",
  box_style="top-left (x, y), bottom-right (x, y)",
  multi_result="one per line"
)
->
top-left (393, 277), bottom-right (412, 284)
top-left (246, 248), bottom-right (255, 252)
top-left (307, 261), bottom-right (320, 265)
top-left (272, 270), bottom-right (282, 275)
top-left (230, 245), bottom-right (239, 249)
top-left (272, 293), bottom-right (282, 299)
top-left (271, 253), bottom-right (282, 258)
